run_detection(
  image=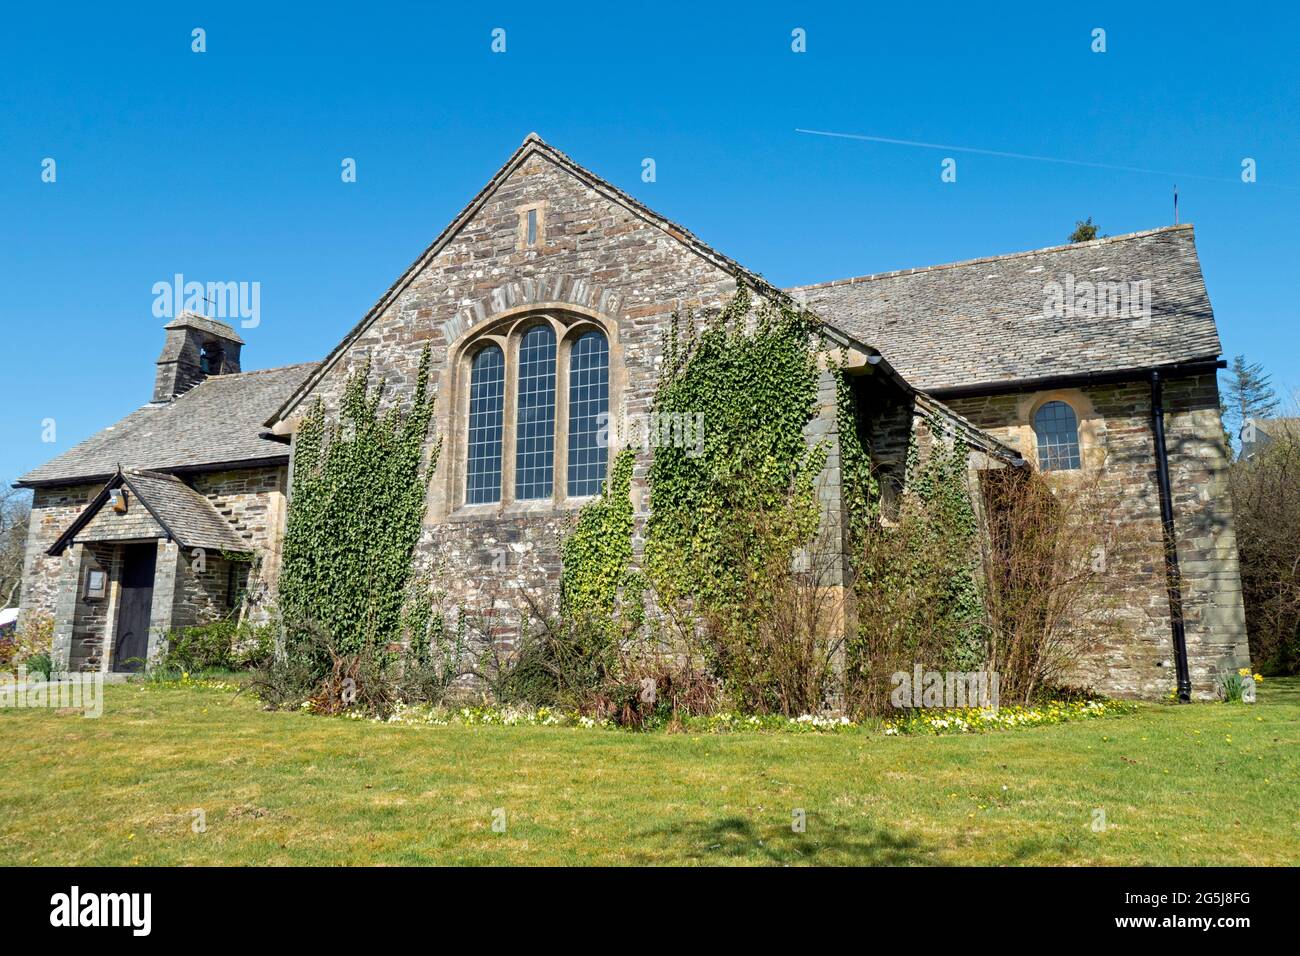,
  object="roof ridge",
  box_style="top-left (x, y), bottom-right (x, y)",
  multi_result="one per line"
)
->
top-left (208, 361), bottom-right (319, 379)
top-left (789, 224), bottom-right (1194, 292)
top-left (126, 468), bottom-right (182, 481)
